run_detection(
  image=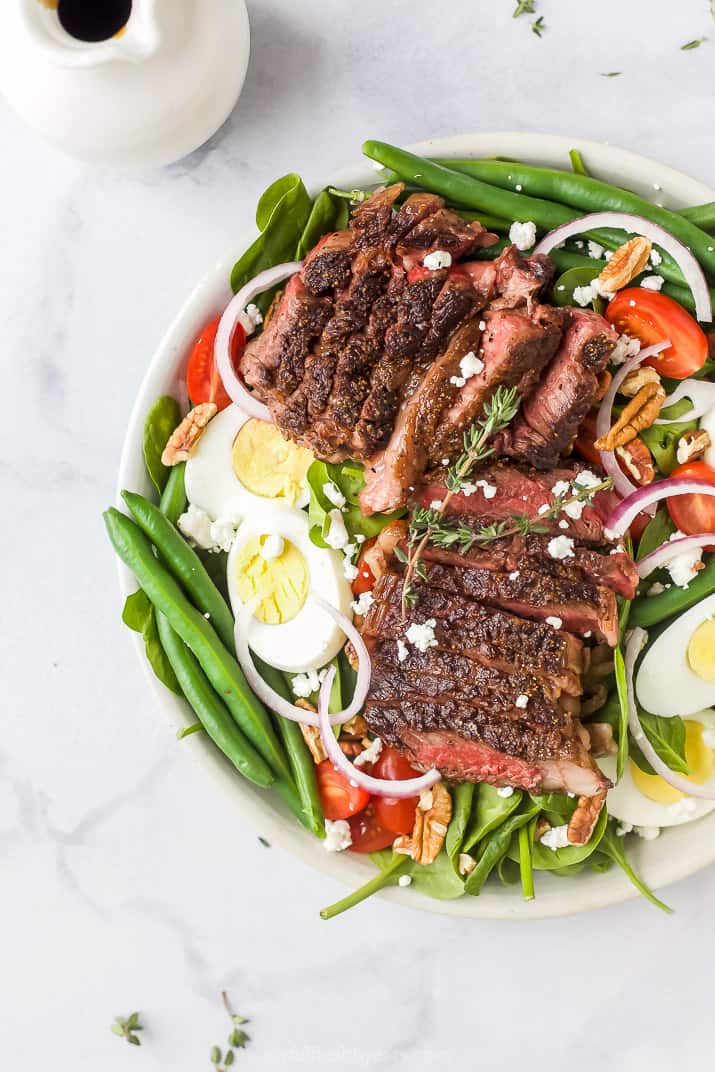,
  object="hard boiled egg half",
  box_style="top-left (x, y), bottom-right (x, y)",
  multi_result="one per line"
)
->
top-left (185, 404), bottom-right (313, 519)
top-left (600, 709), bottom-right (715, 829)
top-left (636, 592), bottom-right (715, 717)
top-left (227, 503), bottom-right (353, 673)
